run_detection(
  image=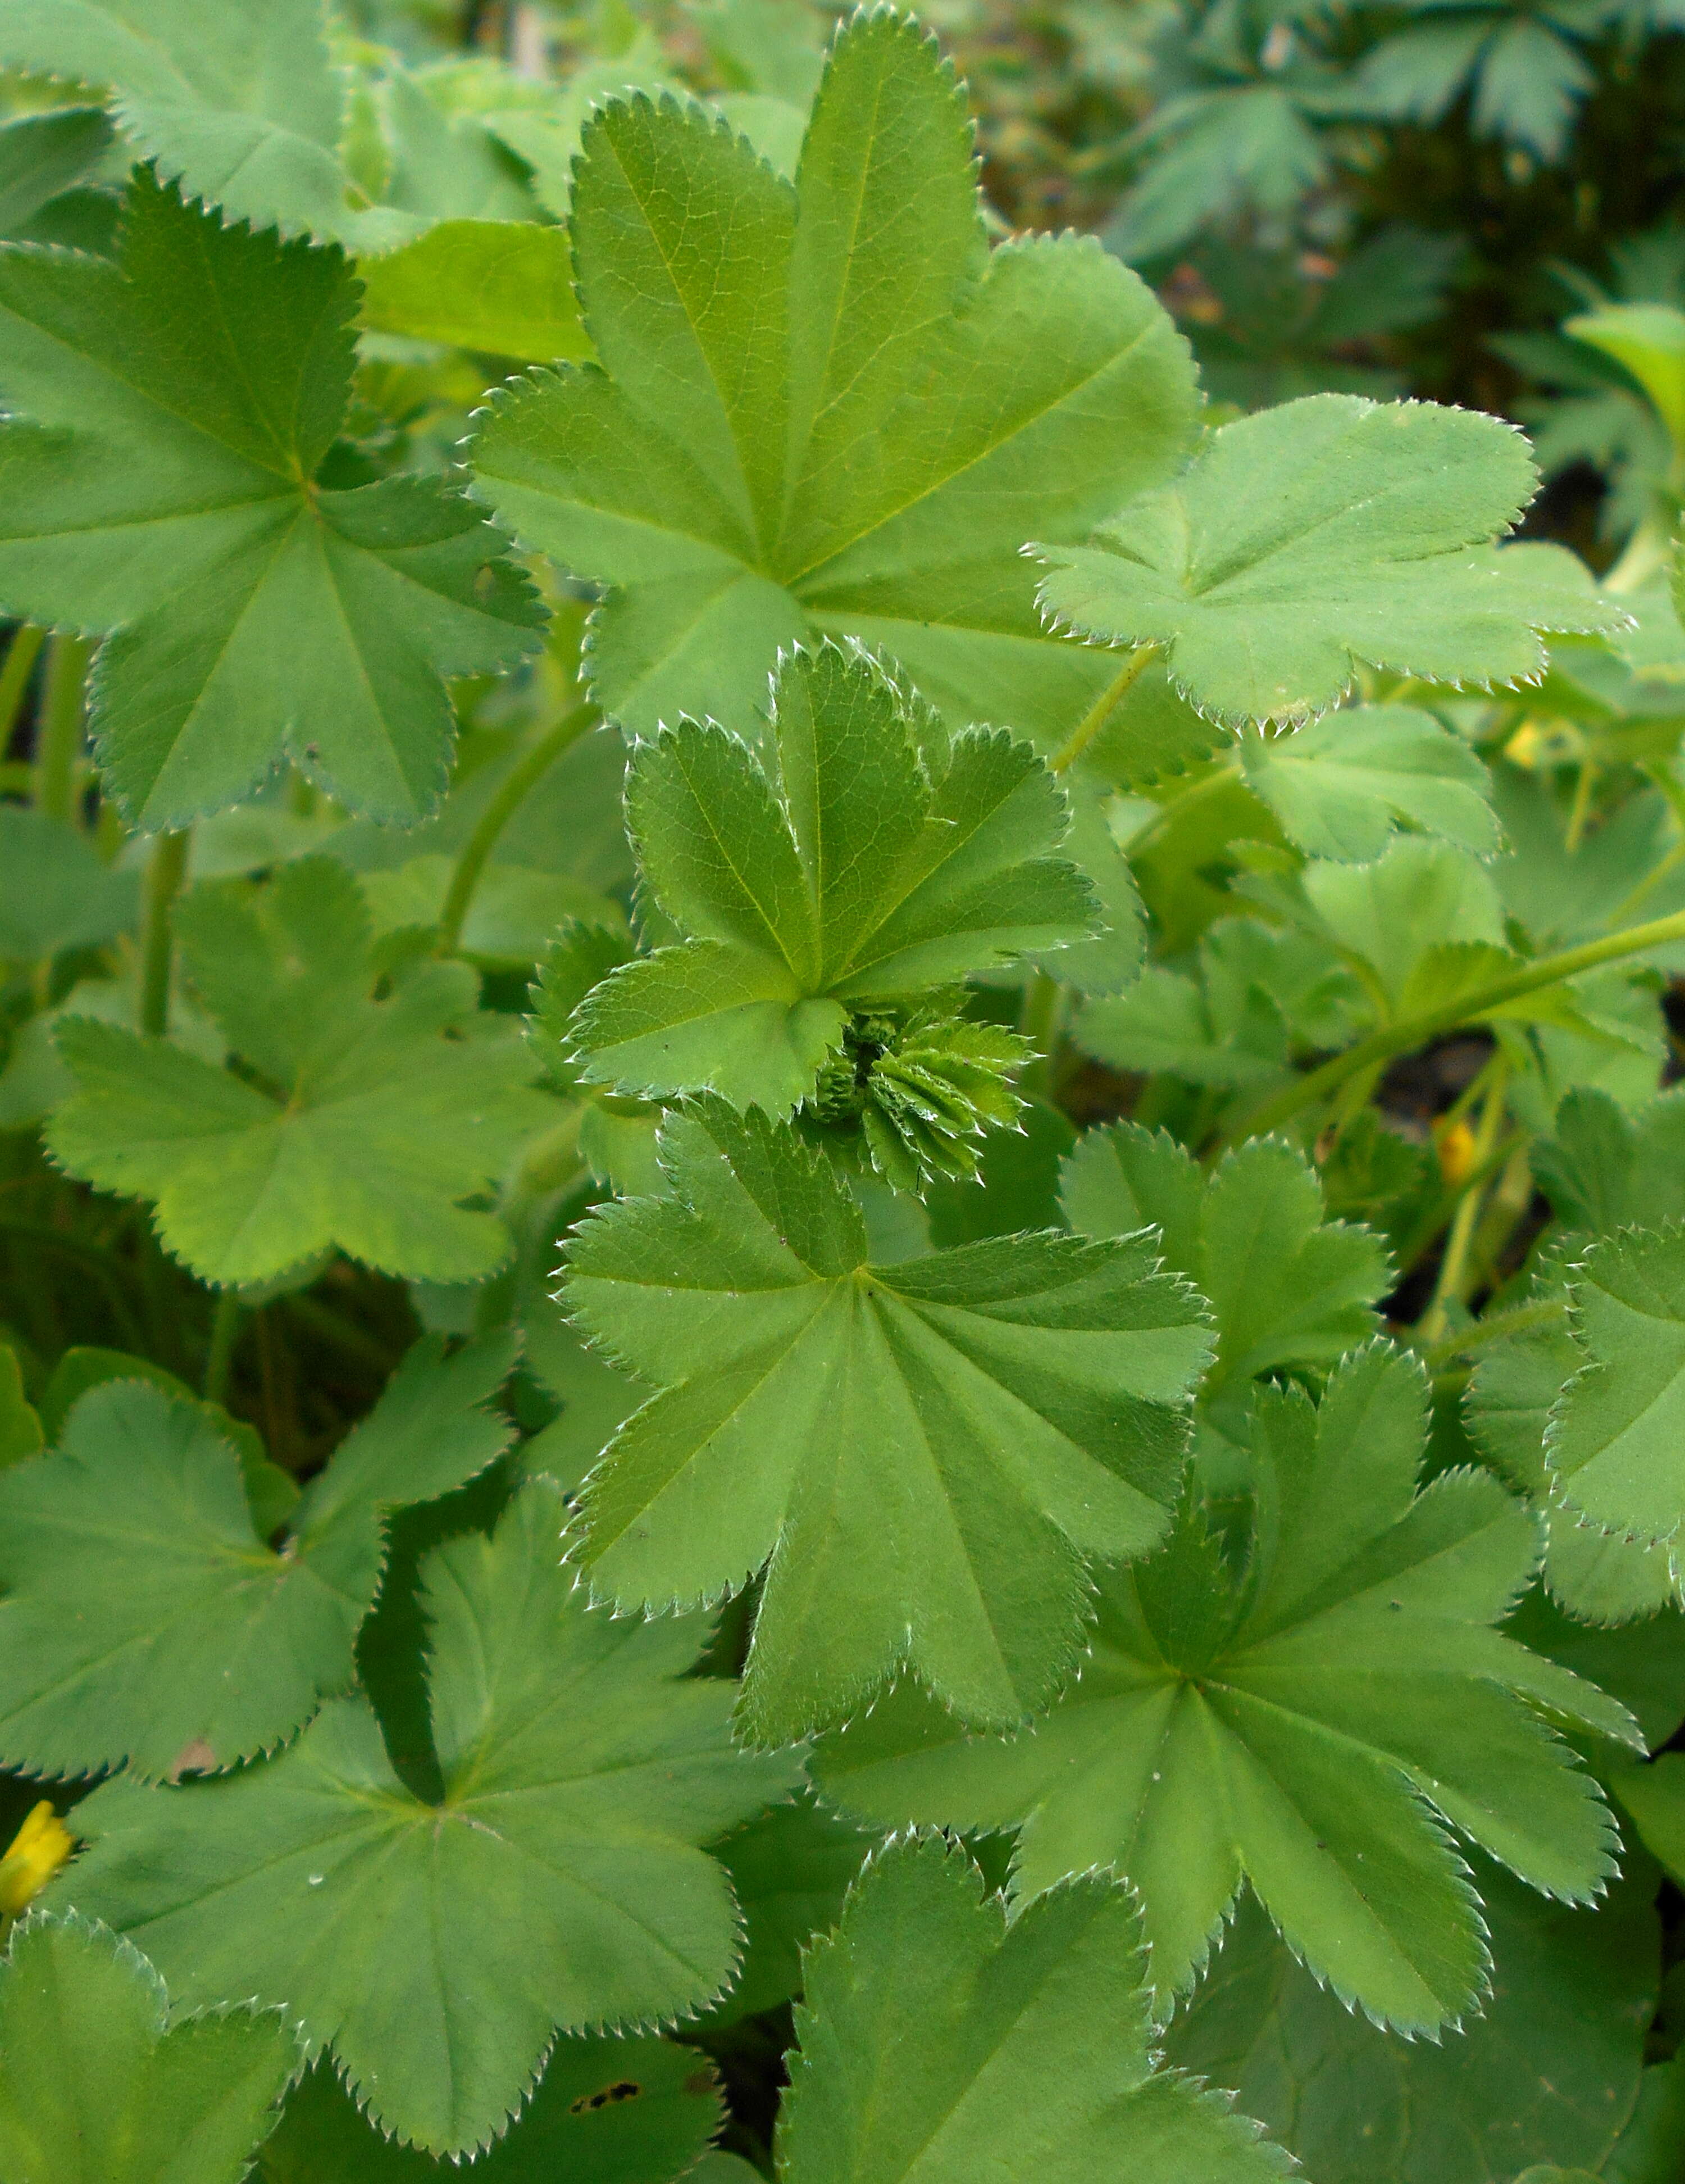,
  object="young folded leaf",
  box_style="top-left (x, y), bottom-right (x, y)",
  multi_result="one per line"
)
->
top-left (777, 1835), bottom-right (1290, 2184)
top-left (0, 1914), bottom-right (301, 2184)
top-left (1062, 1123), bottom-right (1391, 1453)
top-left (469, 10), bottom-right (1199, 753)
top-left (564, 644), bottom-right (1094, 1114)
top-left (806, 1005), bottom-right (1035, 1194)
top-left (57, 1478), bottom-right (797, 2158)
top-left (1034, 394), bottom-right (1627, 727)
top-left (0, 1335), bottom-right (516, 1780)
top-left (816, 1344), bottom-right (1637, 2033)
top-left (1549, 1226), bottom-right (1685, 1548)
top-left (0, 174), bottom-right (543, 829)
top-left (47, 858), bottom-right (554, 1287)
top-left (563, 1098), bottom-right (1214, 1744)
top-left (261, 2036), bottom-right (723, 2182)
